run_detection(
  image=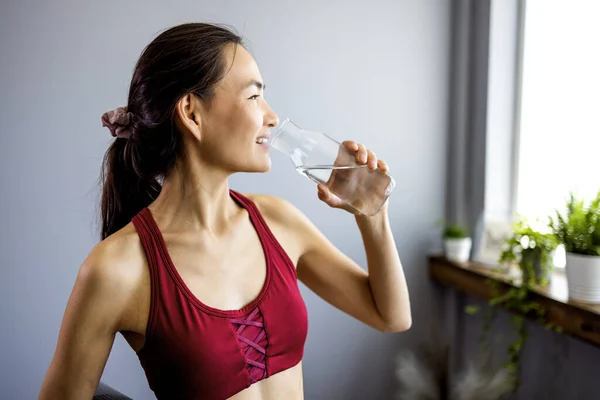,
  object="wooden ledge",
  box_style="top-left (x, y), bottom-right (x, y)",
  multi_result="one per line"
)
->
top-left (428, 254), bottom-right (600, 348)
